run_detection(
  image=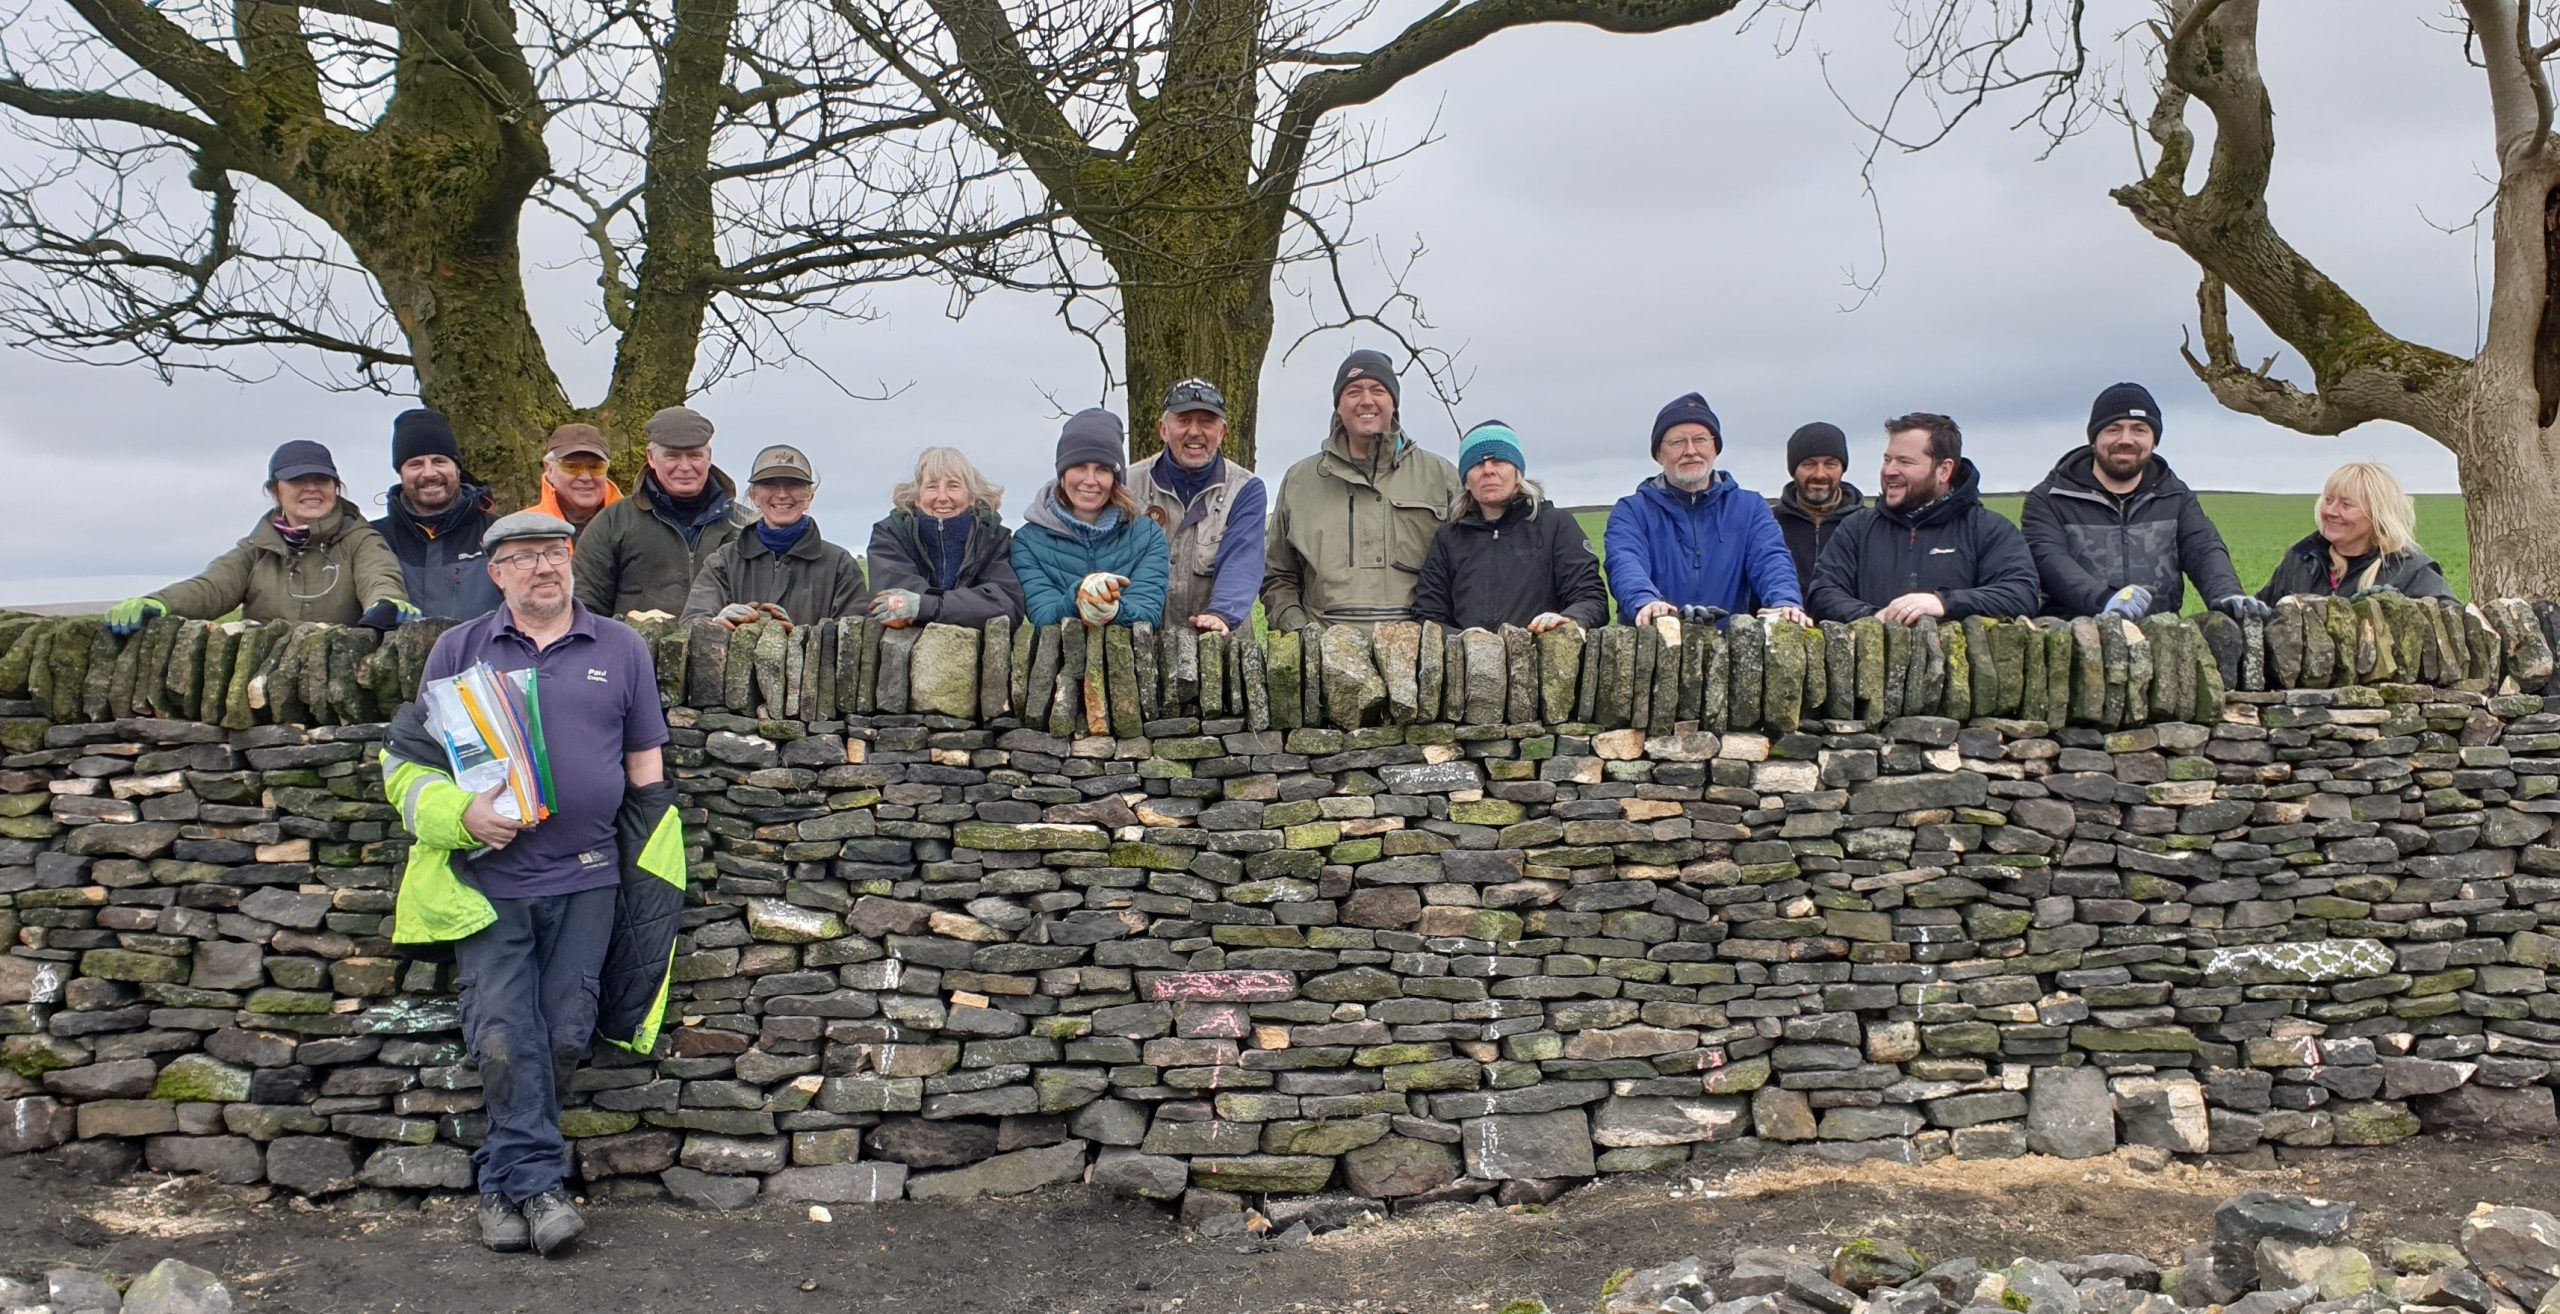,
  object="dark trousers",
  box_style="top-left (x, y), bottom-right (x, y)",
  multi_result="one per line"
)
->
top-left (454, 885), bottom-right (615, 1203)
